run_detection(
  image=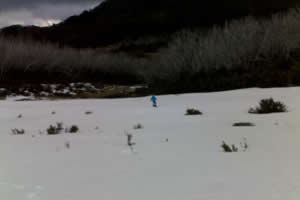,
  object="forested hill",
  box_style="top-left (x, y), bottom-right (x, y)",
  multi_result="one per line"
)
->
top-left (1, 0), bottom-right (297, 48)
